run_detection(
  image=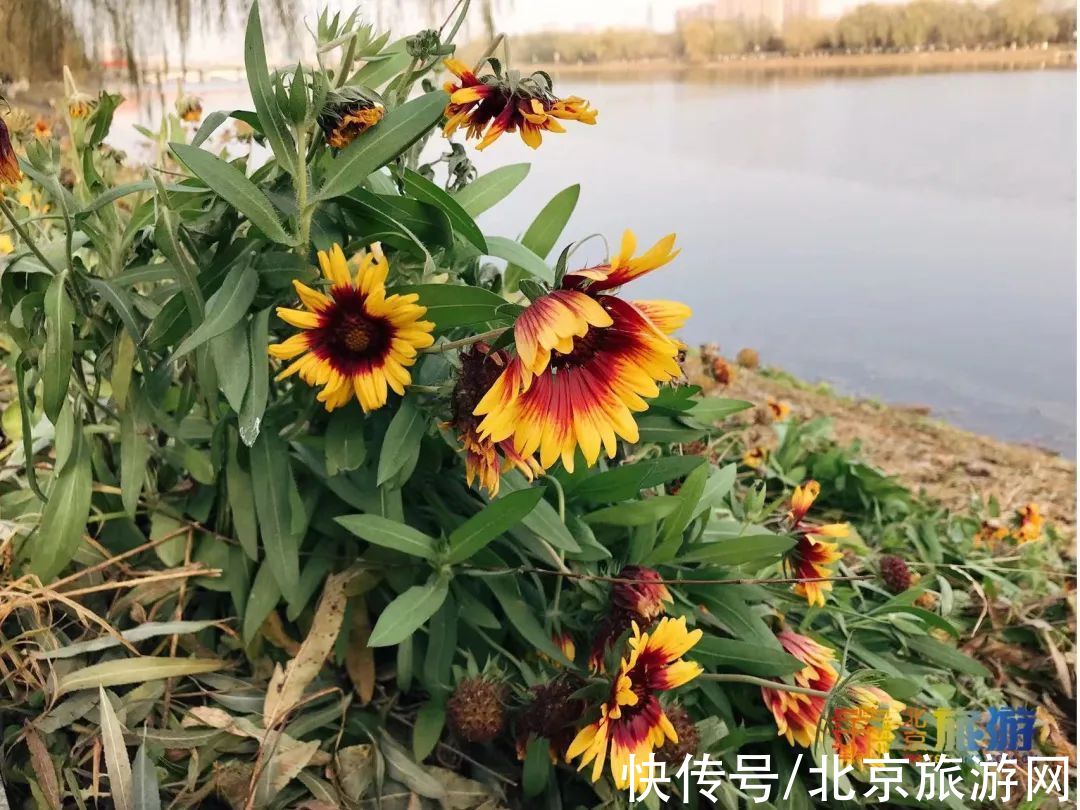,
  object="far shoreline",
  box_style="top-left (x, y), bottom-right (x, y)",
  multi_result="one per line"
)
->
top-left (519, 45), bottom-right (1076, 79)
